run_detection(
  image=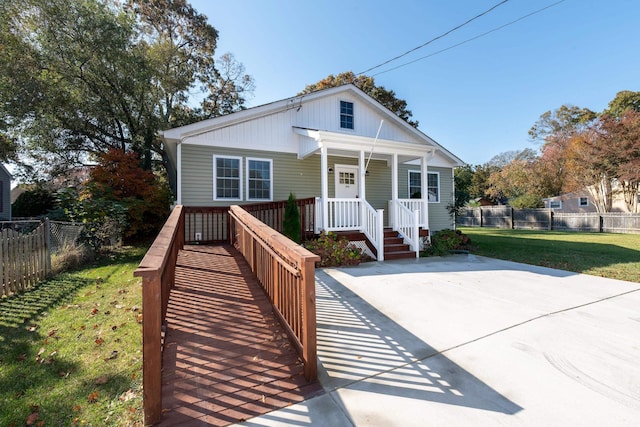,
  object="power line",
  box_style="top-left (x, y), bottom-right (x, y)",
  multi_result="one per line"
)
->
top-left (357, 0), bottom-right (511, 75)
top-left (372, 0), bottom-right (567, 77)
